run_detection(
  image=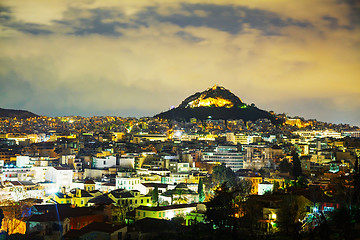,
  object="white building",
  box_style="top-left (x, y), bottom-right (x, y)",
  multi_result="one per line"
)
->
top-left (342, 131), bottom-right (360, 138)
top-left (92, 156), bottom-right (116, 169)
top-left (16, 156), bottom-right (32, 168)
top-left (242, 145), bottom-right (274, 169)
top-left (44, 167), bottom-right (73, 191)
top-left (1, 167), bottom-right (31, 181)
top-left (176, 162), bottom-right (190, 173)
top-left (226, 132), bottom-right (251, 145)
top-left (258, 183), bottom-right (274, 195)
top-left (118, 156), bottom-right (135, 169)
top-left (31, 166), bottom-right (51, 183)
top-left (202, 146), bottom-right (245, 172)
top-left (116, 175), bottom-right (142, 191)
top-left (0, 181), bottom-right (45, 201)
top-left (61, 155), bottom-right (75, 165)
top-left (168, 162), bottom-right (190, 173)
top-left (294, 130), bottom-right (342, 139)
